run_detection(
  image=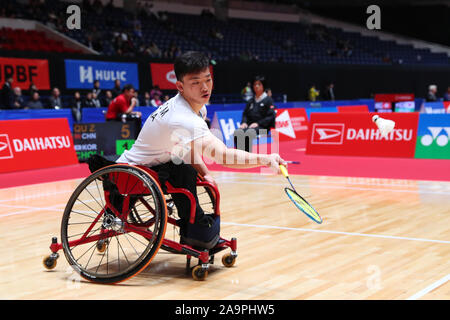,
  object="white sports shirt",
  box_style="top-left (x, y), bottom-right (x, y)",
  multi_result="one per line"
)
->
top-left (117, 93), bottom-right (210, 166)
